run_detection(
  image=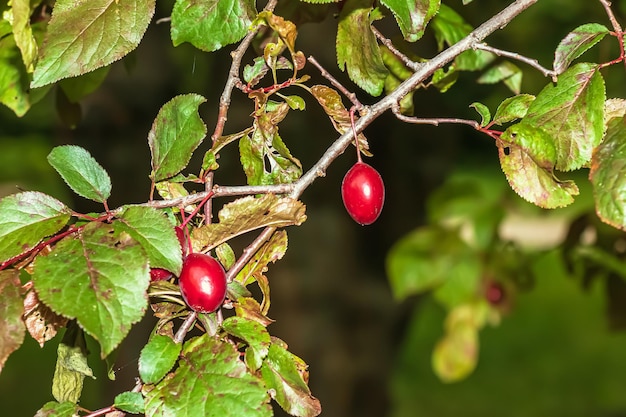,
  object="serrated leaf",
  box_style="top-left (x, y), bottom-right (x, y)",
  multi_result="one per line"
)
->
top-left (48, 145), bottom-right (112, 203)
top-left (192, 195), bottom-right (305, 252)
top-left (0, 191), bottom-right (71, 264)
top-left (255, 11), bottom-right (298, 55)
top-left (234, 297), bottom-right (274, 327)
top-left (554, 23), bottom-right (609, 74)
top-left (34, 401), bottom-right (79, 417)
top-left (59, 66), bottom-right (110, 103)
top-left (32, 222), bottom-right (150, 357)
top-left (492, 94), bottom-right (535, 126)
top-left (148, 94), bottom-right (207, 182)
top-left (244, 57), bottom-right (270, 86)
top-left (522, 63), bottom-right (605, 171)
top-left (498, 141), bottom-right (578, 209)
top-left (116, 206), bottom-right (183, 275)
top-left (215, 242), bottom-right (236, 270)
top-left (139, 334), bottom-right (181, 384)
top-left (235, 230), bottom-right (288, 314)
top-left (336, 0), bottom-right (388, 96)
top-left (605, 98), bottom-right (626, 125)
top-left (223, 316), bottom-right (271, 372)
top-left (261, 343), bottom-right (321, 417)
top-left (590, 116), bottom-right (626, 230)
top-left (386, 226), bottom-right (480, 301)
top-left (0, 270), bottom-right (25, 372)
top-left (380, 0), bottom-right (440, 42)
top-left (171, 0), bottom-right (256, 52)
top-left (31, 0), bottom-right (155, 88)
top-left (469, 102), bottom-right (490, 127)
top-left (431, 5), bottom-right (494, 71)
top-left (477, 61), bottom-right (522, 94)
top-left (23, 288), bottom-right (68, 347)
top-left (144, 334), bottom-right (272, 417)
top-left (115, 391), bottom-right (145, 414)
top-left (9, 0), bottom-right (38, 72)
